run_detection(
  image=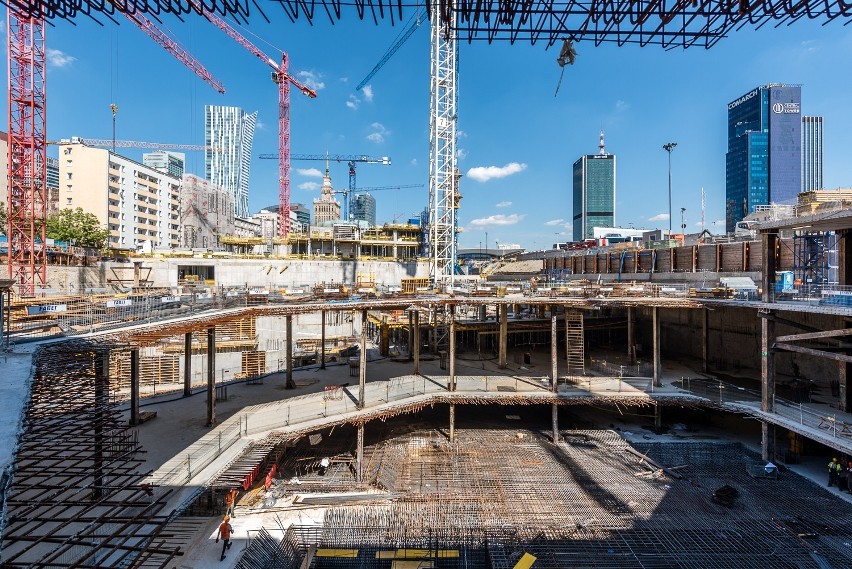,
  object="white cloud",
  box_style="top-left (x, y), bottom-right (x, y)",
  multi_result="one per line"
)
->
top-left (545, 218), bottom-right (565, 226)
top-left (495, 201), bottom-right (512, 208)
top-left (648, 213), bottom-right (670, 221)
top-left (296, 168), bottom-right (323, 178)
top-left (296, 70), bottom-right (325, 91)
top-left (255, 120), bottom-right (266, 130)
top-left (297, 181), bottom-right (320, 191)
top-left (339, 77), bottom-right (349, 83)
top-left (346, 95), bottom-right (360, 110)
top-left (362, 85), bottom-right (374, 102)
top-left (47, 49), bottom-right (76, 68)
top-left (467, 162), bottom-right (527, 183)
top-left (470, 214), bottom-right (524, 227)
top-left (457, 148), bottom-right (469, 160)
top-left (615, 99), bottom-right (630, 112)
top-left (457, 130), bottom-right (468, 138)
top-left (410, 158), bottom-right (418, 166)
top-left (367, 123), bottom-right (389, 144)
